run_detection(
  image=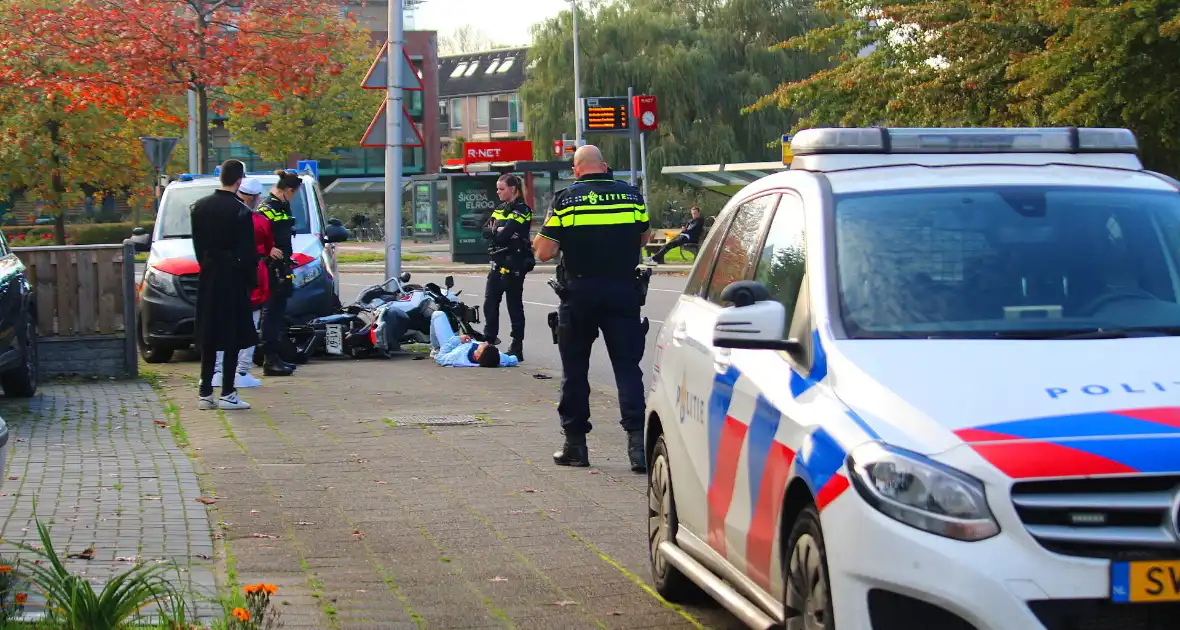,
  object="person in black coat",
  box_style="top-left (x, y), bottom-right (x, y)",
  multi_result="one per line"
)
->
top-left (191, 159), bottom-right (260, 411)
top-left (650, 205), bottom-right (704, 264)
